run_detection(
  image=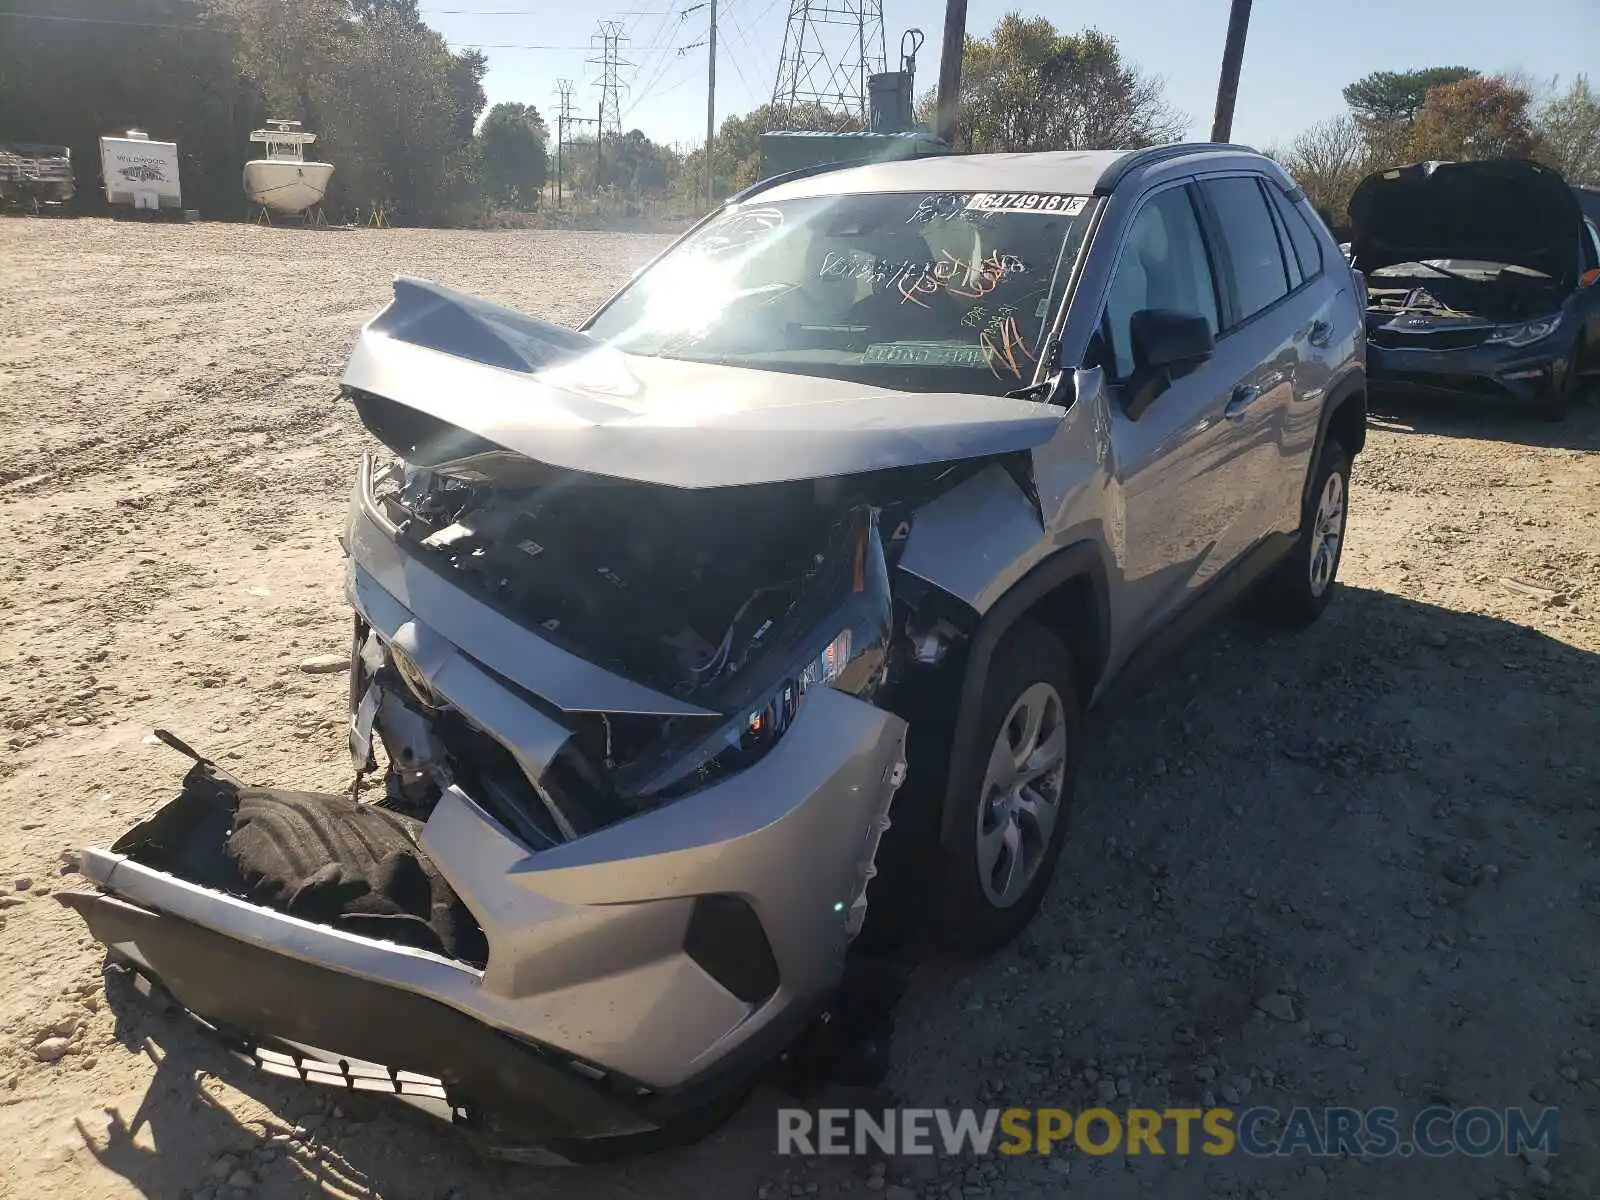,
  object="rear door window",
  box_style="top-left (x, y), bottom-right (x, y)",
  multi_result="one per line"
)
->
top-left (1201, 176), bottom-right (1292, 325)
